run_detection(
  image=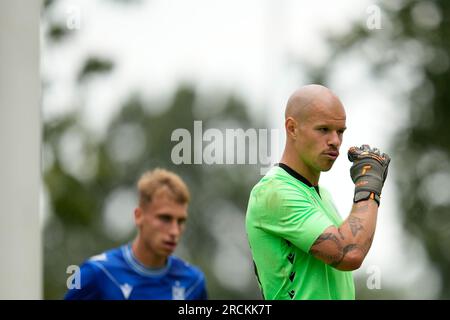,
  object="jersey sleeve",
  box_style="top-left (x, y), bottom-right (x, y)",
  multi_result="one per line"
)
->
top-left (64, 261), bottom-right (102, 300)
top-left (255, 184), bottom-right (334, 253)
